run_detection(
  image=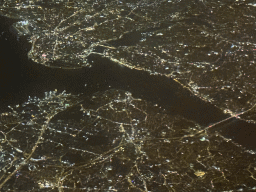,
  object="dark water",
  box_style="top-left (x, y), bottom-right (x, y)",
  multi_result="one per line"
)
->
top-left (1, 0), bottom-right (256, 191)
